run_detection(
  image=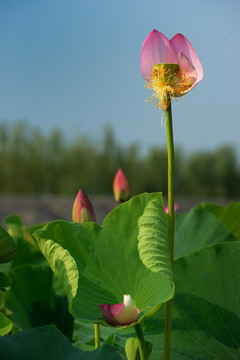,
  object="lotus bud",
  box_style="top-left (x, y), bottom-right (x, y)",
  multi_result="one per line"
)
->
top-left (113, 168), bottom-right (131, 203)
top-left (164, 202), bottom-right (179, 214)
top-left (99, 294), bottom-right (140, 326)
top-left (72, 189), bottom-right (96, 223)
